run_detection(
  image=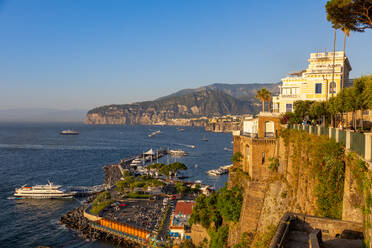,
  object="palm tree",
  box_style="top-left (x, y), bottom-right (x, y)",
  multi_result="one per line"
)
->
top-left (256, 88), bottom-right (271, 112)
top-left (331, 29), bottom-right (336, 97)
top-left (341, 26), bottom-right (350, 89)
